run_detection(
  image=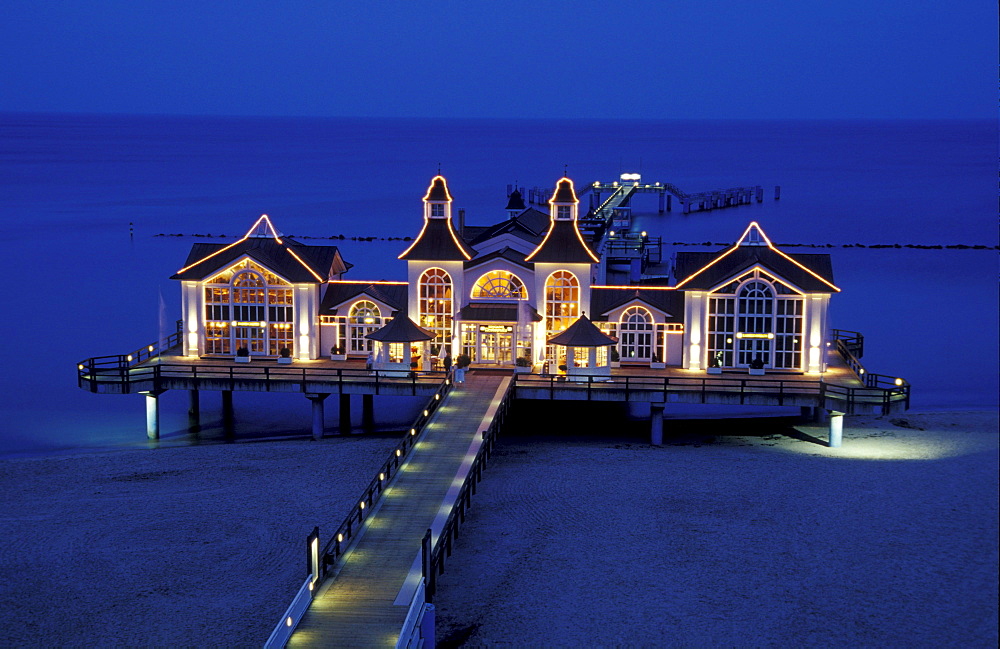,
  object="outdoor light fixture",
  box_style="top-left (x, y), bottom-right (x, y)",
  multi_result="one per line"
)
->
top-left (423, 410), bottom-right (428, 417)
top-left (379, 472), bottom-right (385, 481)
top-left (359, 501), bottom-right (365, 510)
top-left (396, 449), bottom-right (401, 457)
top-left (434, 394), bottom-right (439, 400)
top-left (285, 617), bottom-right (292, 627)
top-left (337, 533), bottom-right (343, 543)
top-left (895, 378), bottom-right (904, 386)
top-left (148, 345), bottom-right (154, 352)
top-left (78, 364), bottom-right (84, 370)
top-left (410, 428), bottom-right (416, 435)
